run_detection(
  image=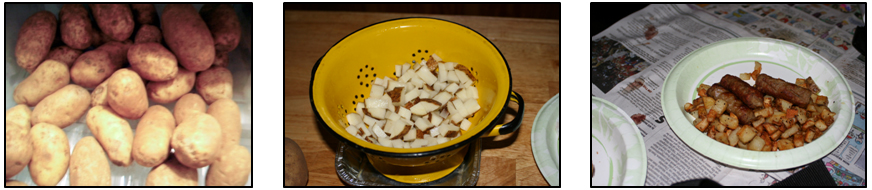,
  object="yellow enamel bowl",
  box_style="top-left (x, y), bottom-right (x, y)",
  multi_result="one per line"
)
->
top-left (310, 17), bottom-right (524, 184)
